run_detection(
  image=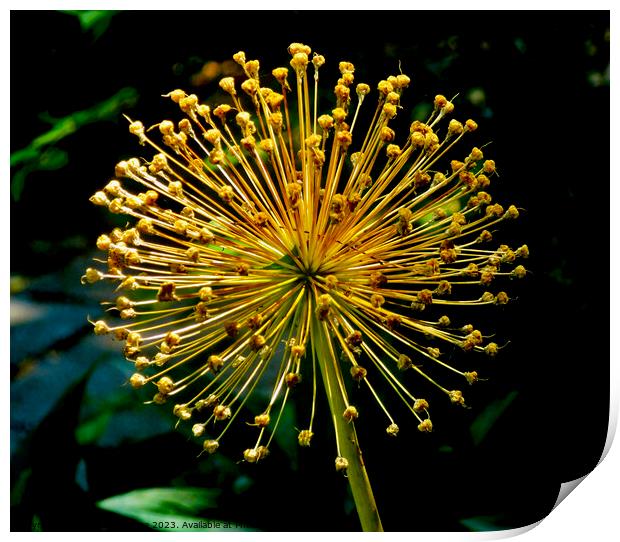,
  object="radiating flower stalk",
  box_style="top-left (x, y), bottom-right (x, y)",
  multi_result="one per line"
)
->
top-left (83, 42), bottom-right (527, 531)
